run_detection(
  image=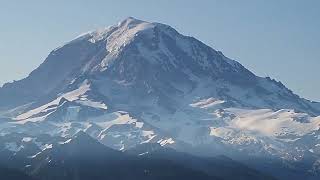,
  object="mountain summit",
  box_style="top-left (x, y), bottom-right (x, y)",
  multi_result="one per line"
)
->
top-left (0, 17), bottom-right (320, 179)
top-left (1, 17), bottom-right (319, 115)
